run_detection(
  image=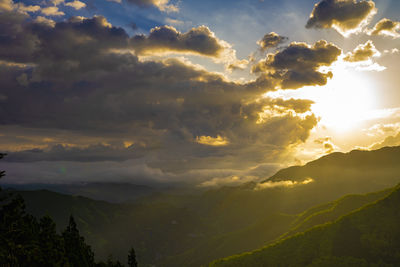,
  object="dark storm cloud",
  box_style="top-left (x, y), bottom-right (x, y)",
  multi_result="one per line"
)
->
top-left (306, 0), bottom-right (376, 36)
top-left (344, 40), bottom-right (380, 62)
top-left (253, 40), bottom-right (342, 89)
top-left (0, 11), bottom-right (38, 63)
top-left (35, 15), bottom-right (129, 58)
top-left (257, 32), bottom-right (288, 50)
top-left (369, 18), bottom-right (400, 37)
top-left (130, 25), bottom-right (232, 58)
top-left (0, 12), bottom-right (128, 65)
top-left (0, 6), bottom-right (320, 184)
